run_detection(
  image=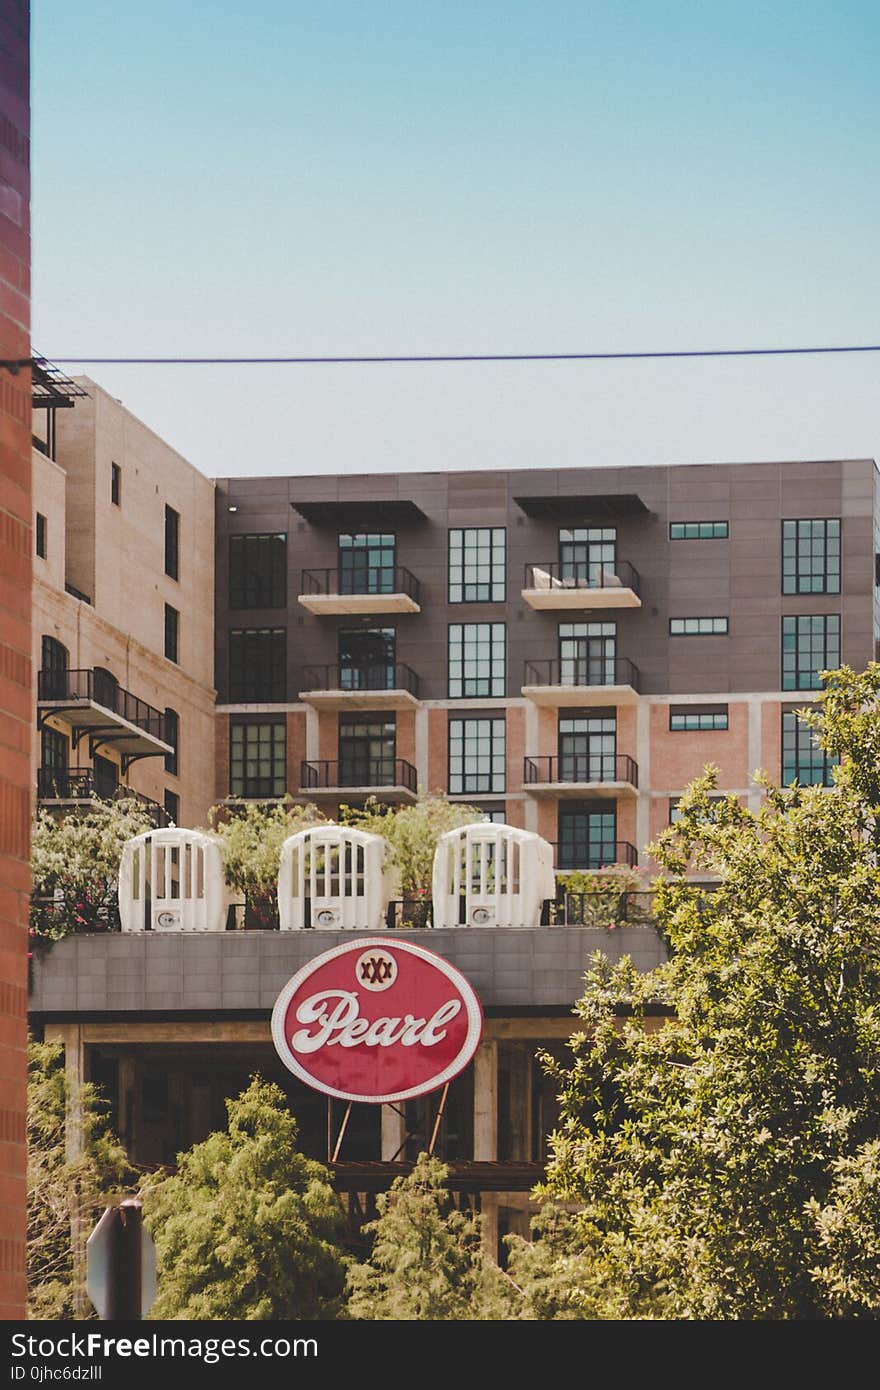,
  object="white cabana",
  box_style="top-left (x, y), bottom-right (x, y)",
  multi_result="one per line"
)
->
top-left (278, 824), bottom-right (391, 930)
top-left (119, 828), bottom-right (226, 933)
top-left (431, 822), bottom-right (556, 929)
